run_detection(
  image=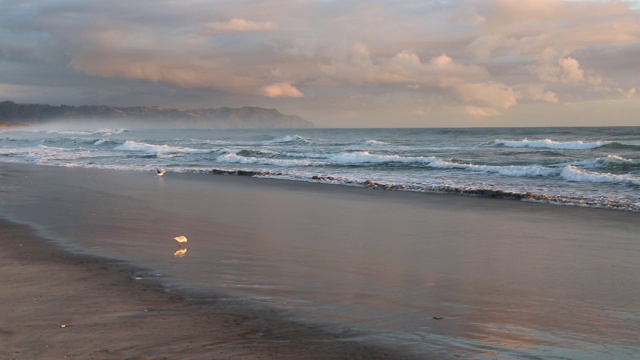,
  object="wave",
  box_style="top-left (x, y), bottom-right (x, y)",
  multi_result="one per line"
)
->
top-left (235, 149), bottom-right (278, 157)
top-left (217, 150), bottom-right (565, 179)
top-left (561, 166), bottom-right (640, 186)
top-left (424, 159), bottom-right (559, 178)
top-left (326, 151), bottom-right (436, 165)
top-left (364, 139), bottom-right (390, 146)
top-left (569, 155), bottom-right (639, 171)
top-left (492, 138), bottom-right (610, 150)
top-left (45, 128), bottom-right (129, 136)
top-left (93, 139), bottom-right (121, 146)
top-left (197, 134), bottom-right (313, 147)
top-left (114, 140), bottom-right (213, 157)
top-left (197, 135), bottom-right (389, 149)
top-left (215, 153), bottom-right (313, 167)
top-left (601, 142), bottom-right (640, 151)
top-left (265, 135), bottom-right (310, 145)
